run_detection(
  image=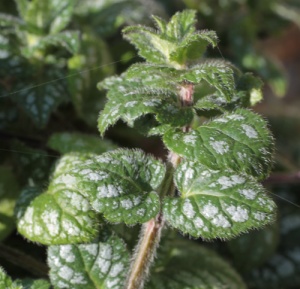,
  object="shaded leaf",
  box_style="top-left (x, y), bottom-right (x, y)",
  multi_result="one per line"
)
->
top-left (47, 132), bottom-right (117, 154)
top-left (16, 279), bottom-right (51, 289)
top-left (0, 167), bottom-right (20, 241)
top-left (68, 33), bottom-right (114, 127)
top-left (24, 31), bottom-right (80, 56)
top-left (48, 233), bottom-right (129, 289)
top-left (146, 238), bottom-right (246, 289)
top-left (228, 222), bottom-right (279, 272)
top-left (24, 0), bottom-right (76, 33)
top-left (236, 73), bottom-right (263, 106)
top-left (246, 207), bottom-right (300, 289)
top-left (12, 64), bottom-right (68, 128)
top-left (163, 109), bottom-right (274, 180)
top-left (0, 13), bottom-right (23, 28)
top-left (11, 141), bottom-right (54, 186)
top-left (163, 160), bottom-right (276, 239)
